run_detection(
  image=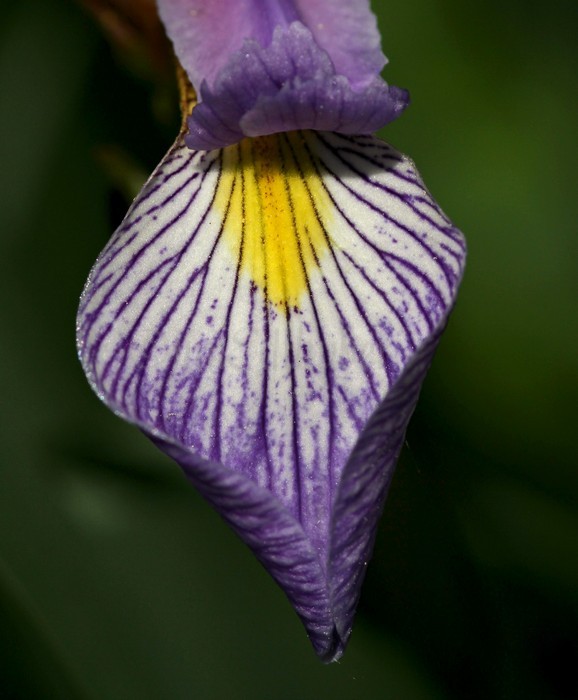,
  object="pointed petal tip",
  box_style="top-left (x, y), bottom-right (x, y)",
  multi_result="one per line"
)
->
top-left (315, 627), bottom-right (348, 664)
